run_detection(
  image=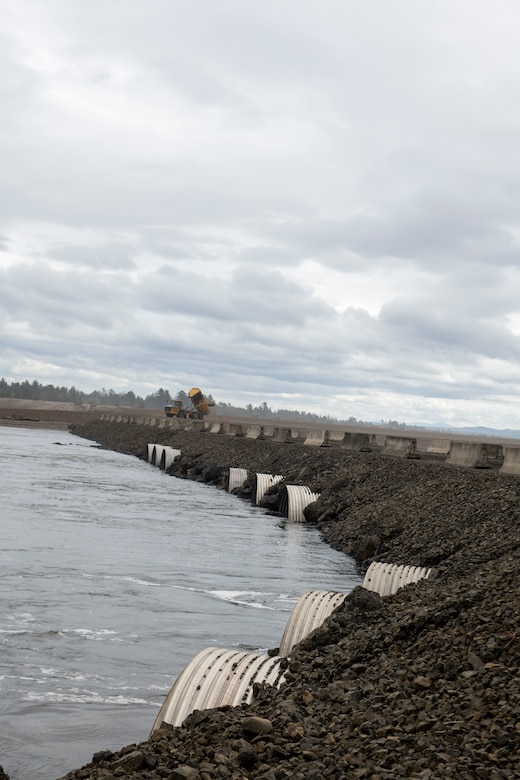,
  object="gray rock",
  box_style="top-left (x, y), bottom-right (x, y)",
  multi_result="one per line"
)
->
top-left (242, 716), bottom-right (273, 736)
